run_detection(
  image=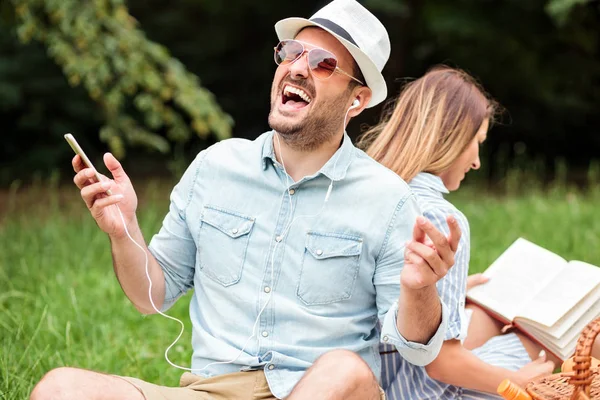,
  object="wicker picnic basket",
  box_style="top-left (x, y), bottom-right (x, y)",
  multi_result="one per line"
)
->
top-left (525, 317), bottom-right (600, 400)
